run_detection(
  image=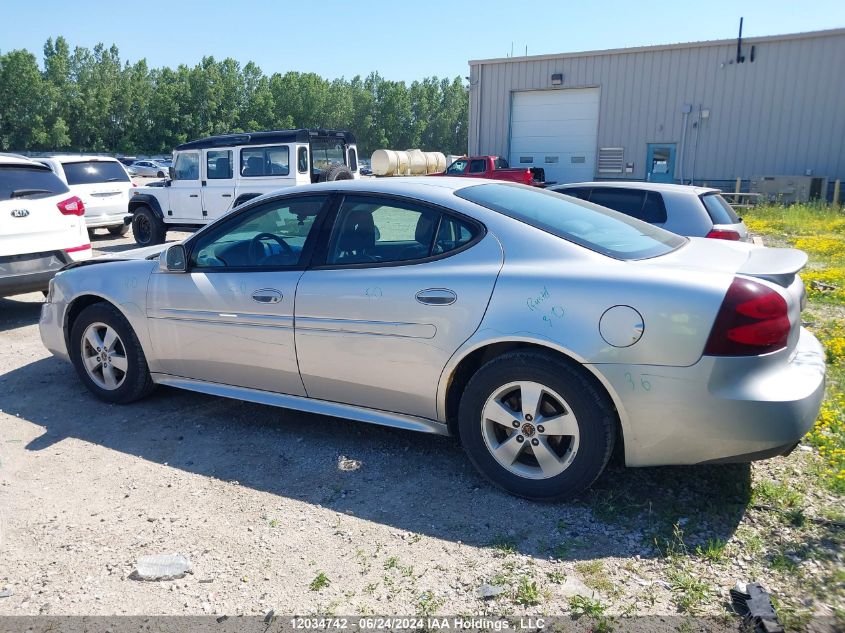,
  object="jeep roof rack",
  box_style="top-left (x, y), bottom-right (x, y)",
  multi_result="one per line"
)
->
top-left (175, 129), bottom-right (356, 151)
